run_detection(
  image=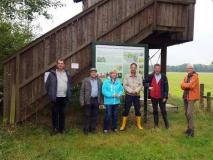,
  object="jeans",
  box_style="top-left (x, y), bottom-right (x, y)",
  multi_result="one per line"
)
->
top-left (83, 98), bottom-right (99, 131)
top-left (122, 95), bottom-right (141, 116)
top-left (103, 105), bottom-right (119, 130)
top-left (52, 97), bottom-right (67, 132)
